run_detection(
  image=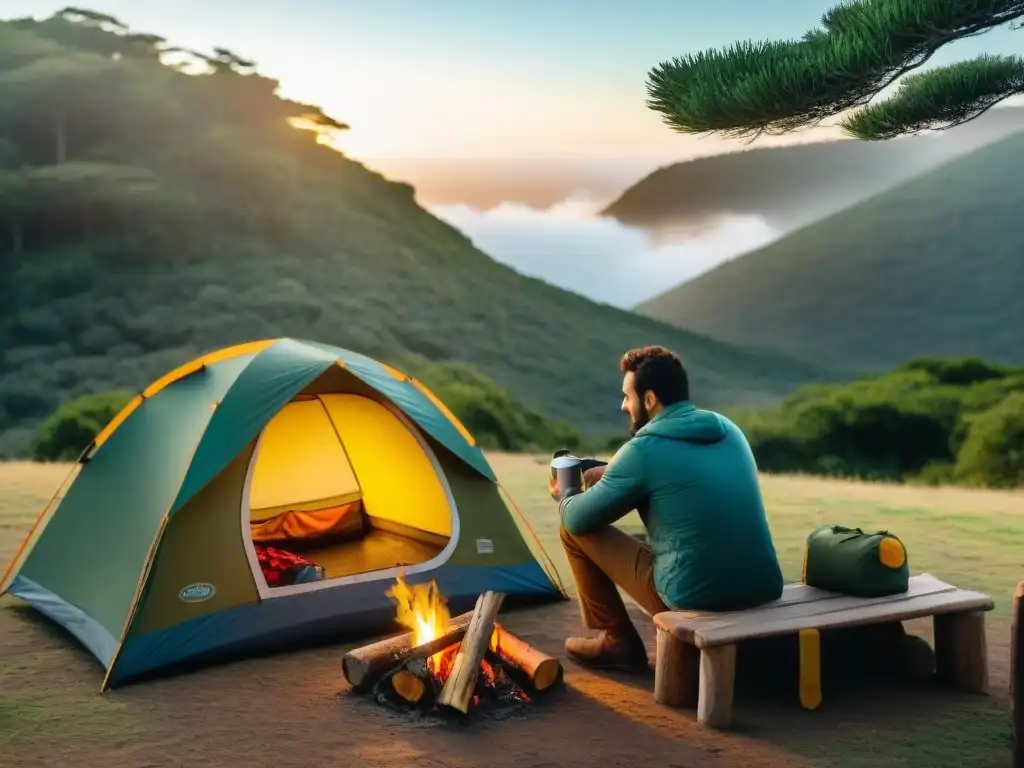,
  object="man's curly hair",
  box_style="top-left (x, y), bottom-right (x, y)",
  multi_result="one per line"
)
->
top-left (620, 345), bottom-right (689, 405)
